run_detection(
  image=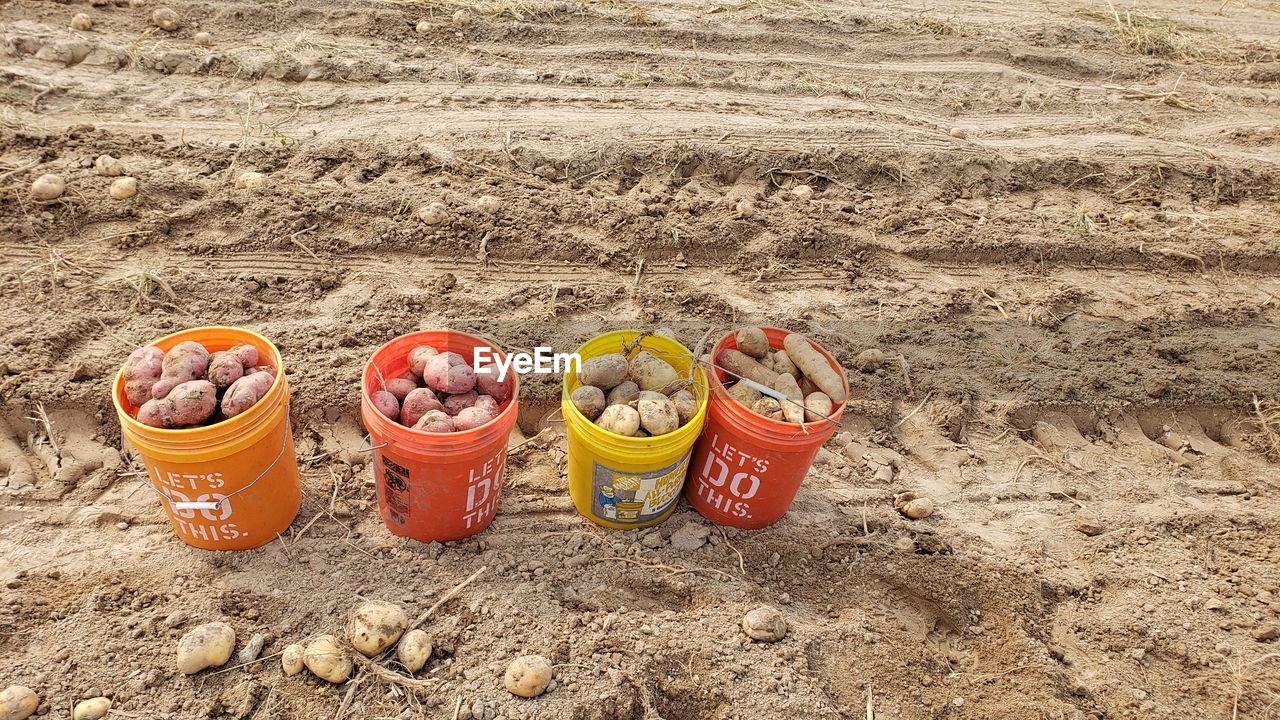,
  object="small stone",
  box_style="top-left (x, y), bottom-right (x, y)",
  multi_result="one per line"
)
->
top-left (948, 126), bottom-right (969, 139)
top-left (668, 523), bottom-right (710, 552)
top-left (742, 605), bottom-right (788, 642)
top-left (115, 521), bottom-right (129, 531)
top-left (1251, 624), bottom-right (1280, 642)
top-left (1073, 515), bottom-right (1105, 537)
top-left (193, 31), bottom-right (213, 47)
top-left (790, 184), bottom-right (814, 201)
top-left (237, 633), bottom-right (265, 663)
top-left (70, 13), bottom-right (94, 31)
top-left (152, 7), bottom-right (181, 30)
